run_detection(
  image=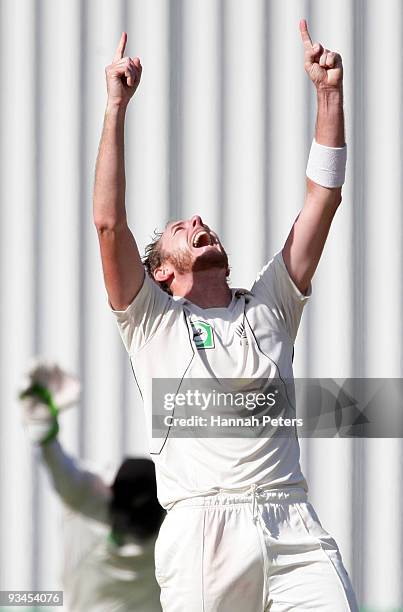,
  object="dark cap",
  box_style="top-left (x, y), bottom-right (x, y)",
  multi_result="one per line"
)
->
top-left (110, 457), bottom-right (165, 541)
